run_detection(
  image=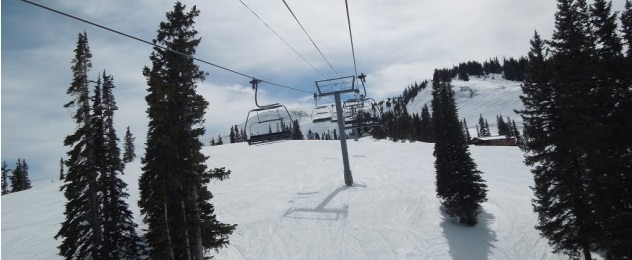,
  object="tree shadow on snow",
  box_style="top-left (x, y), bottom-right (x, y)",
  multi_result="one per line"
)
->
top-left (283, 184), bottom-right (366, 221)
top-left (440, 207), bottom-right (497, 260)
